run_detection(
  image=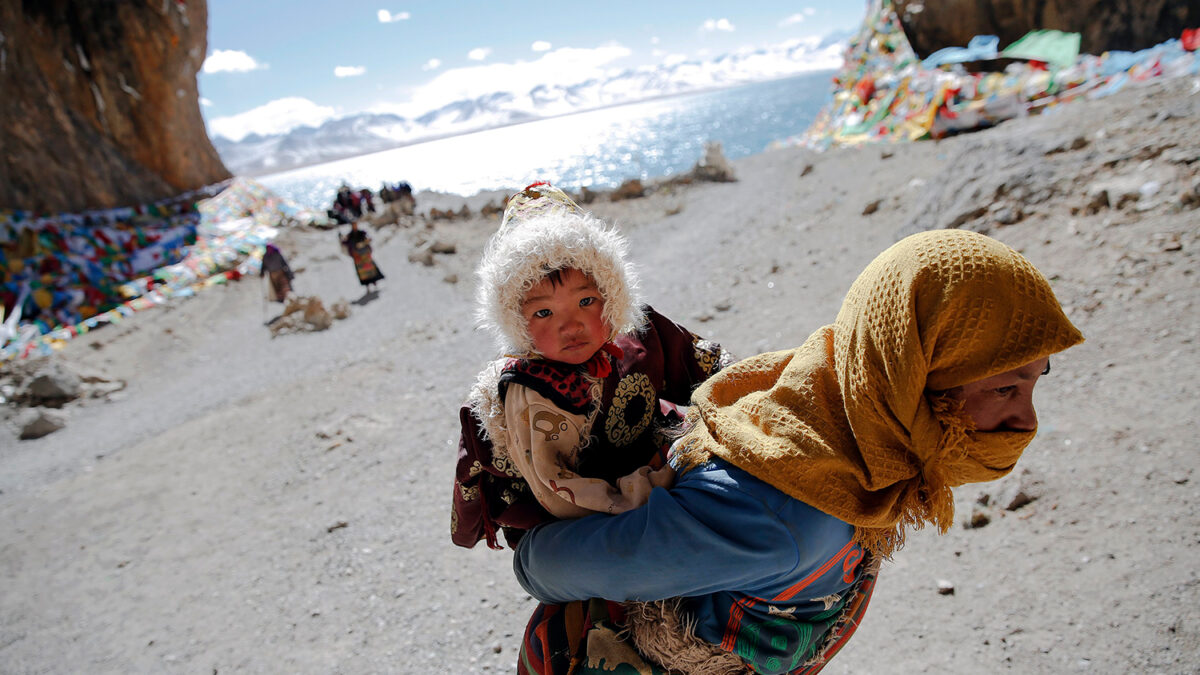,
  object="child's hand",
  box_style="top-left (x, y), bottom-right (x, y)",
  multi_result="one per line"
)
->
top-left (648, 464), bottom-right (675, 490)
top-left (615, 467), bottom-right (654, 509)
